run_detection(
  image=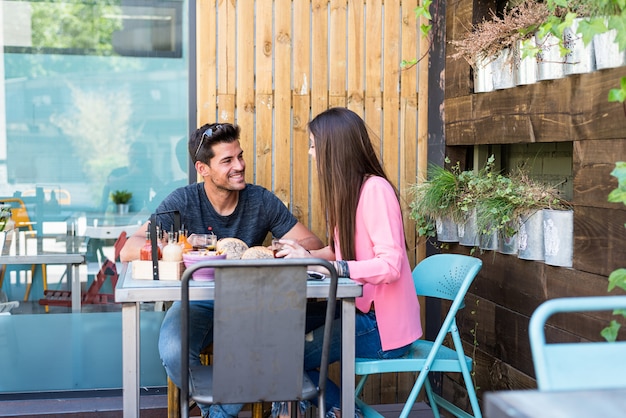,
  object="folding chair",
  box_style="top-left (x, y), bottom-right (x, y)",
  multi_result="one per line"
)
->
top-left (180, 258), bottom-right (339, 418)
top-left (529, 295), bottom-right (626, 391)
top-left (354, 254), bottom-right (483, 418)
top-left (0, 197), bottom-right (48, 303)
top-left (38, 258), bottom-right (118, 307)
top-left (38, 232), bottom-right (126, 308)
